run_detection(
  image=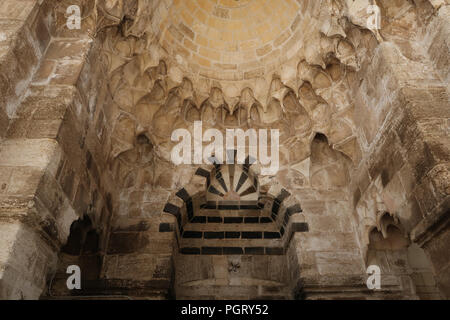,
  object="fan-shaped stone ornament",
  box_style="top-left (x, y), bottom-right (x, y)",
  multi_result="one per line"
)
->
top-left (206, 163), bottom-right (259, 208)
